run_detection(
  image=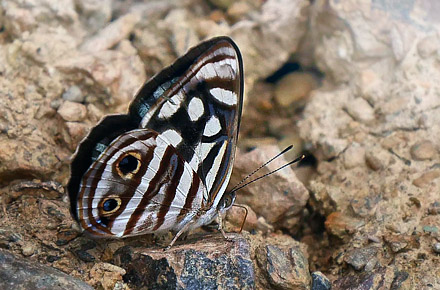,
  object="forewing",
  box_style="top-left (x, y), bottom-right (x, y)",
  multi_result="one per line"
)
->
top-left (129, 37), bottom-right (243, 206)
